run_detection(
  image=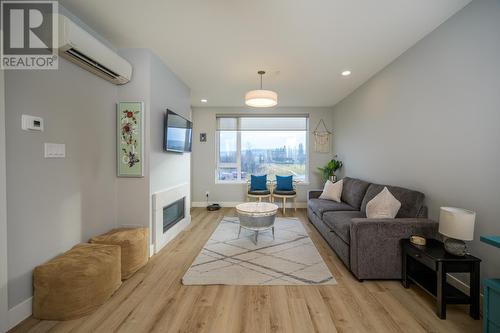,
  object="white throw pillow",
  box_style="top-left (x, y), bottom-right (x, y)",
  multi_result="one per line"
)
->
top-left (319, 179), bottom-right (343, 202)
top-left (366, 187), bottom-right (401, 219)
